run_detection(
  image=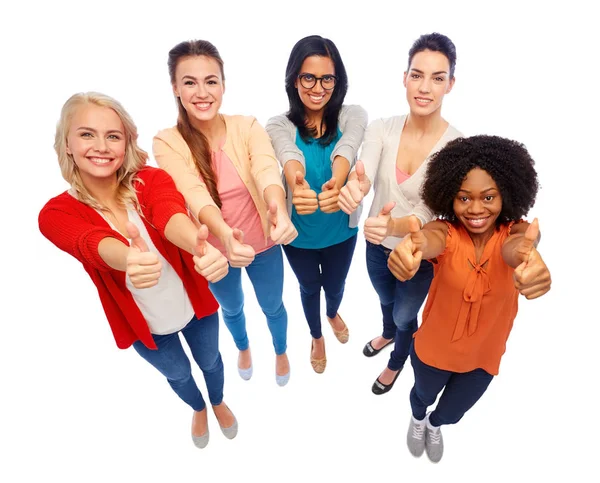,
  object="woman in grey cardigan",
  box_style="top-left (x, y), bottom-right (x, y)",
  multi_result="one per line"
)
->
top-left (266, 35), bottom-right (367, 373)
